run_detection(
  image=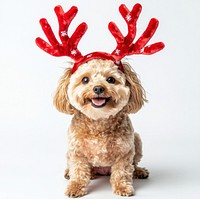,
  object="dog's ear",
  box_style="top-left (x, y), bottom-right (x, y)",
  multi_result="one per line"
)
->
top-left (123, 63), bottom-right (147, 114)
top-left (53, 68), bottom-right (74, 115)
